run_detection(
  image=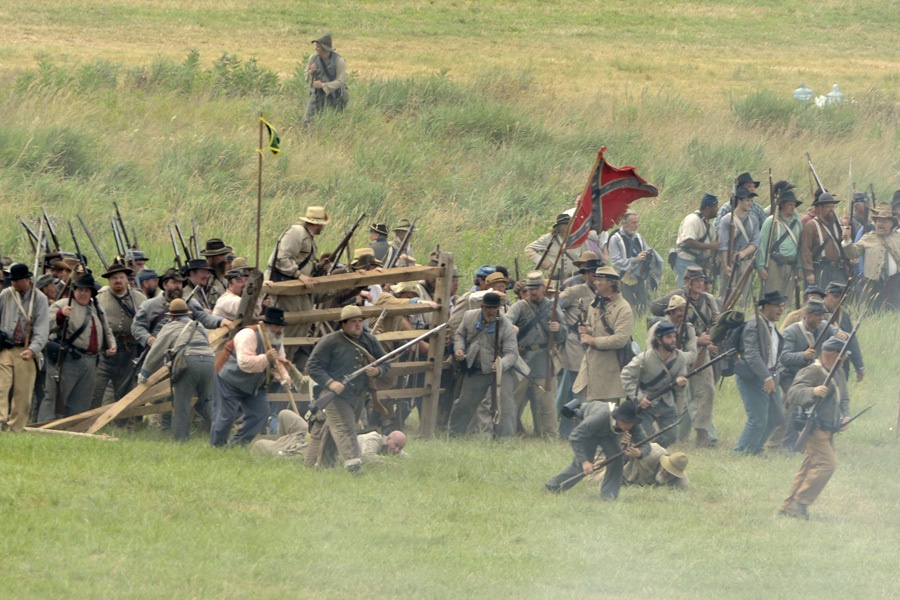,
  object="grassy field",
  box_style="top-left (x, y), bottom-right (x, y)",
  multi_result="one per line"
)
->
top-left (1, 1), bottom-right (899, 597)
